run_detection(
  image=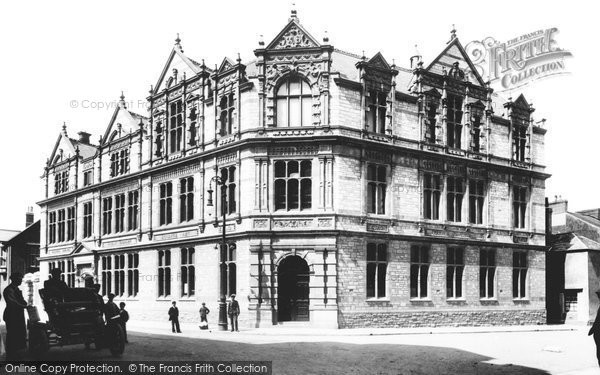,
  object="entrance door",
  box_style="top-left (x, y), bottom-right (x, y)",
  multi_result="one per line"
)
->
top-left (277, 256), bottom-right (310, 322)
